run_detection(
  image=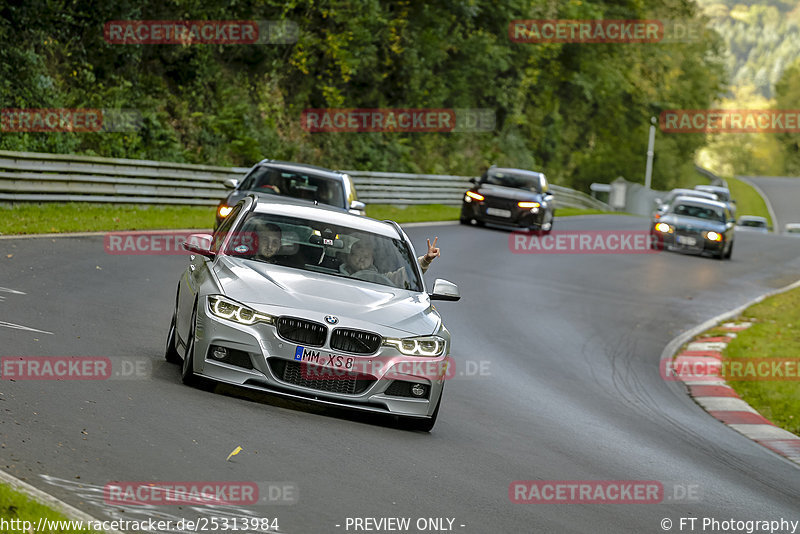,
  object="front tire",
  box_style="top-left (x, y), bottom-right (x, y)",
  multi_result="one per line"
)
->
top-left (724, 240), bottom-right (733, 259)
top-left (165, 313), bottom-right (181, 364)
top-left (181, 304), bottom-right (202, 386)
